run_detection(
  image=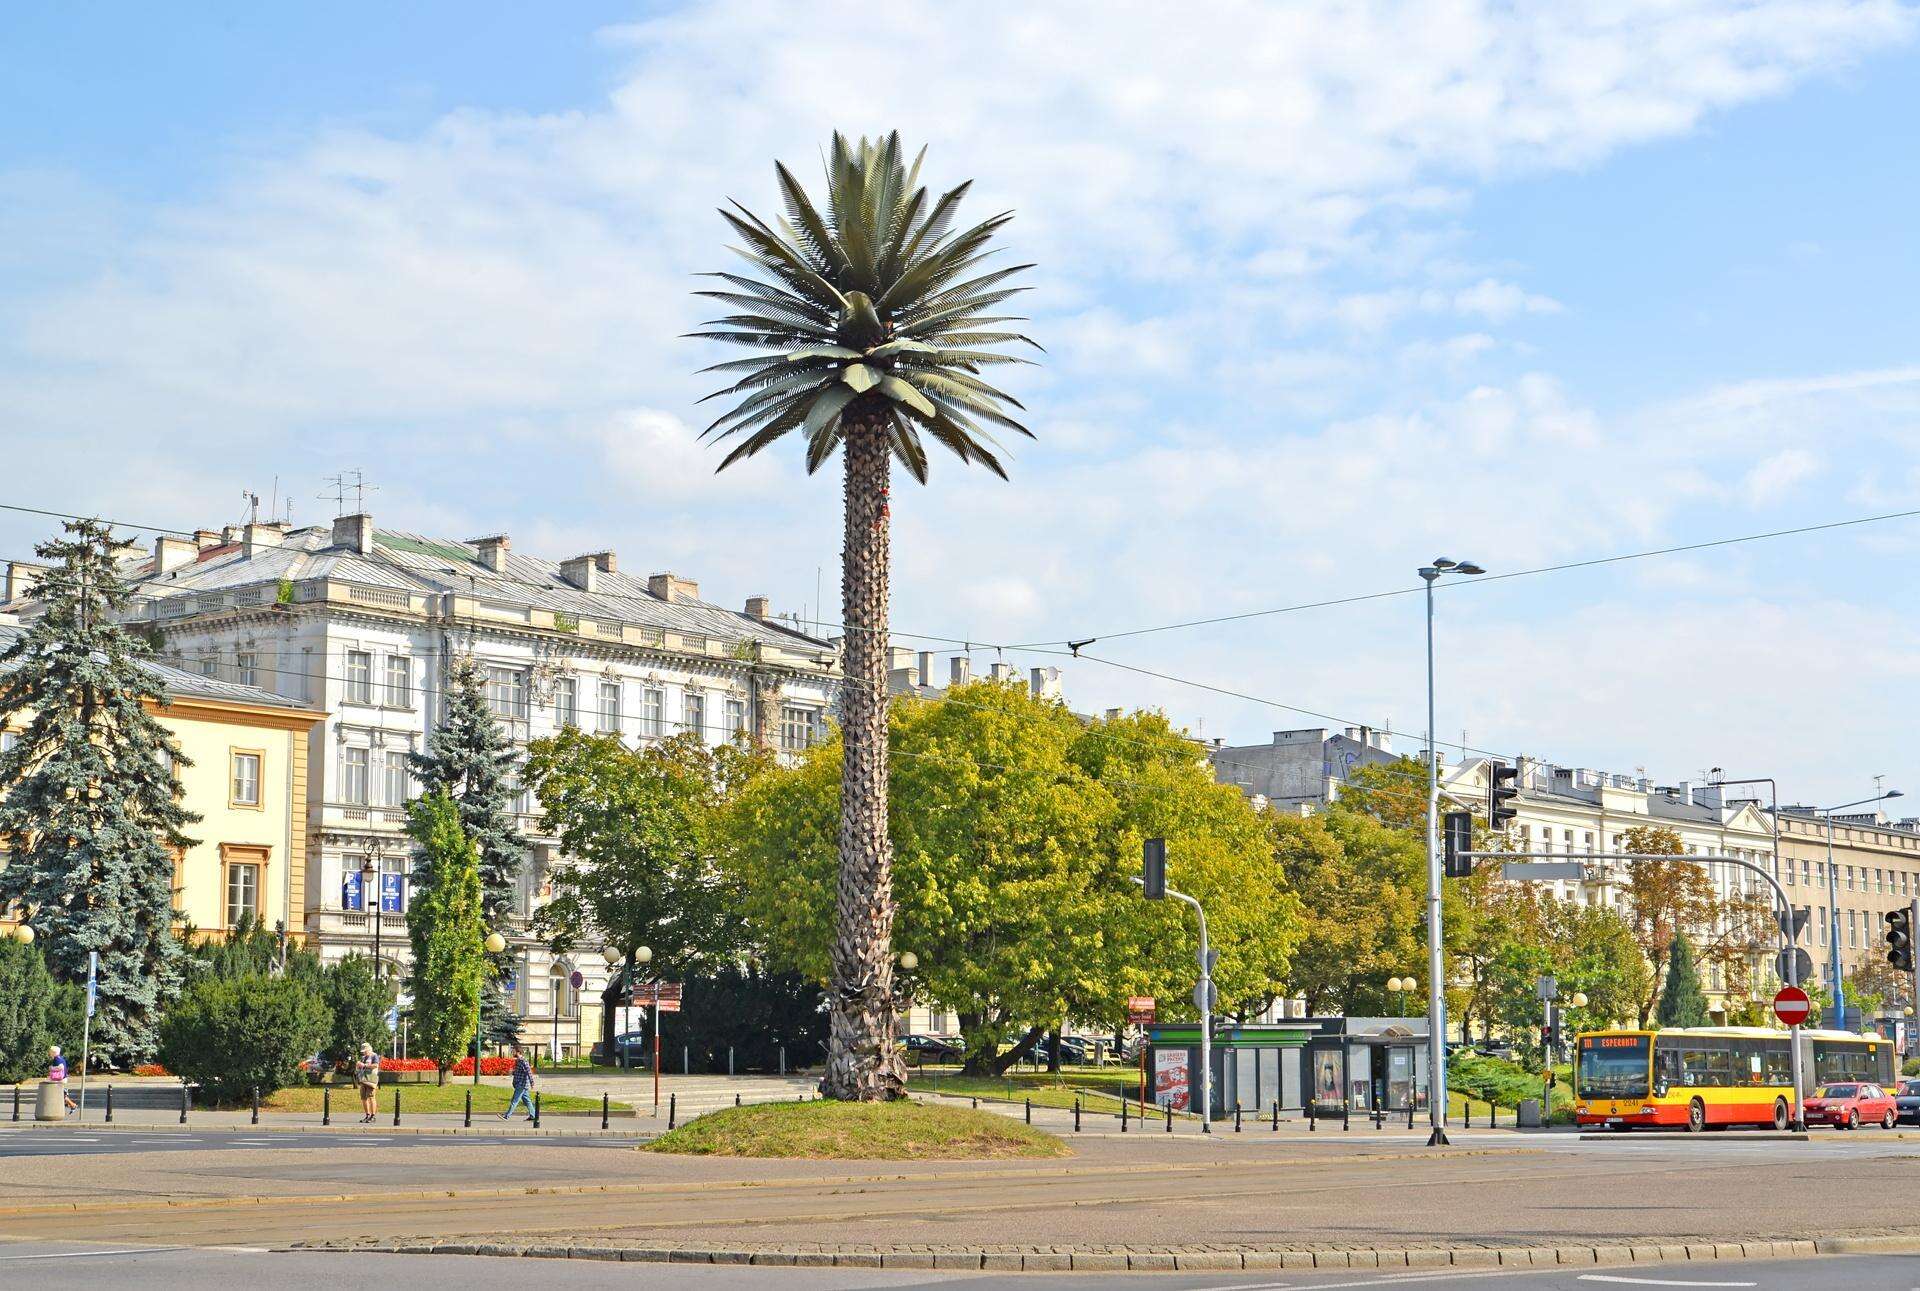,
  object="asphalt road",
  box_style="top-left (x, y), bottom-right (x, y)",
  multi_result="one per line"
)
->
top-left (0, 1129), bottom-right (648, 1157)
top-left (4, 1242), bottom-right (1917, 1289)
